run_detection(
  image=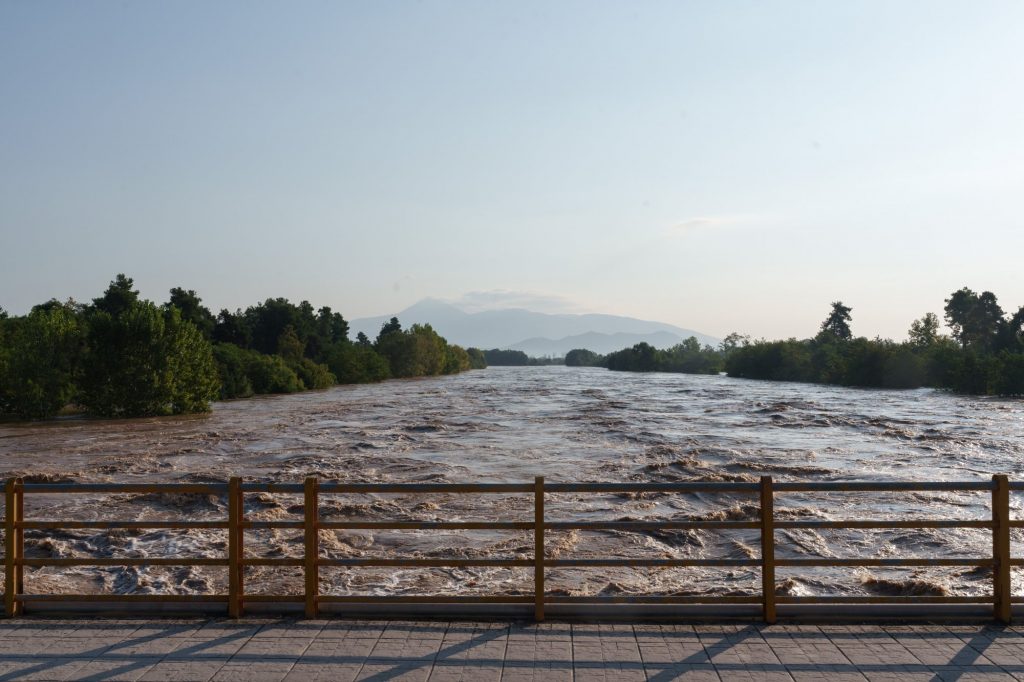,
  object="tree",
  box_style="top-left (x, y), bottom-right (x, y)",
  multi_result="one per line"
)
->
top-left (80, 303), bottom-right (219, 417)
top-left (719, 333), bottom-right (751, 354)
top-left (276, 325), bottom-right (305, 363)
top-left (944, 288), bottom-right (1003, 351)
top-left (92, 274), bottom-right (139, 317)
top-left (1, 304), bottom-right (84, 419)
top-left (565, 348), bottom-right (601, 367)
top-left (376, 317), bottom-right (402, 342)
top-left (818, 301), bottom-right (853, 342)
top-left (908, 313), bottom-right (940, 348)
top-left (466, 347), bottom-right (487, 369)
top-left (167, 287), bottom-right (215, 339)
top-left (316, 306), bottom-right (349, 344)
top-left (213, 309), bottom-right (250, 347)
